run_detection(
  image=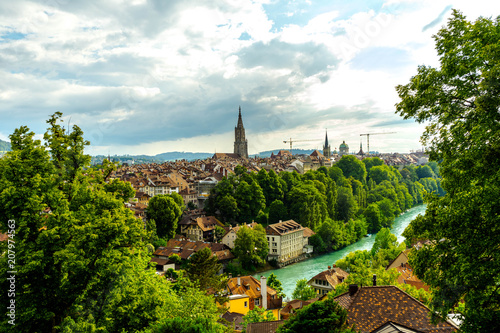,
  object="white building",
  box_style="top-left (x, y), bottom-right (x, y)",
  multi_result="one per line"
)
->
top-left (265, 220), bottom-right (305, 263)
